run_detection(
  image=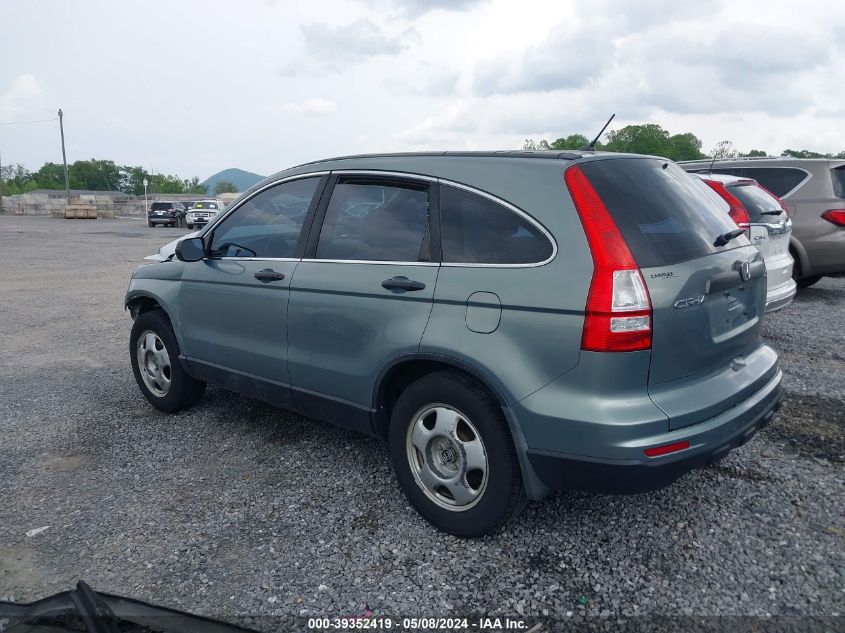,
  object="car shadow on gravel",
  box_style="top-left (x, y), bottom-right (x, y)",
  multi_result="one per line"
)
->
top-left (762, 392), bottom-right (844, 465)
top-left (792, 285), bottom-right (844, 306)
